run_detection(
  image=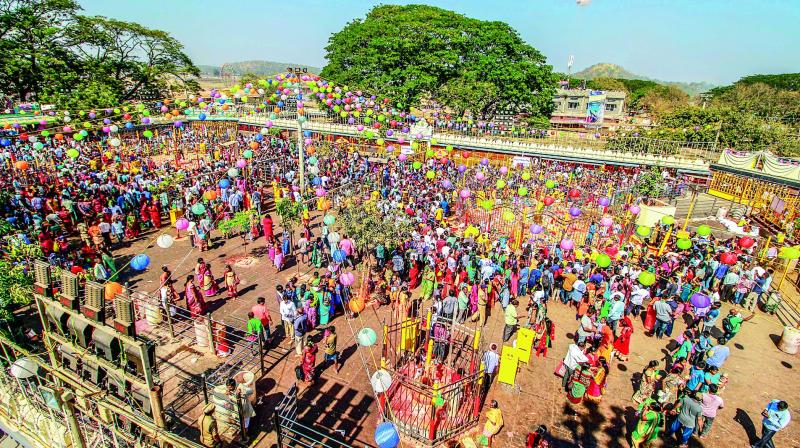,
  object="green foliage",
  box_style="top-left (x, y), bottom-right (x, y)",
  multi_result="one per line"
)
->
top-left (0, 261), bottom-right (34, 322)
top-left (631, 167), bottom-right (668, 199)
top-left (218, 210), bottom-right (254, 236)
top-left (275, 199), bottom-right (302, 232)
top-left (731, 73), bottom-right (800, 92)
top-left (321, 4), bottom-right (557, 121)
top-left (0, 0), bottom-right (199, 108)
top-left (336, 201), bottom-right (415, 253)
top-left (636, 85), bottom-right (689, 117)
